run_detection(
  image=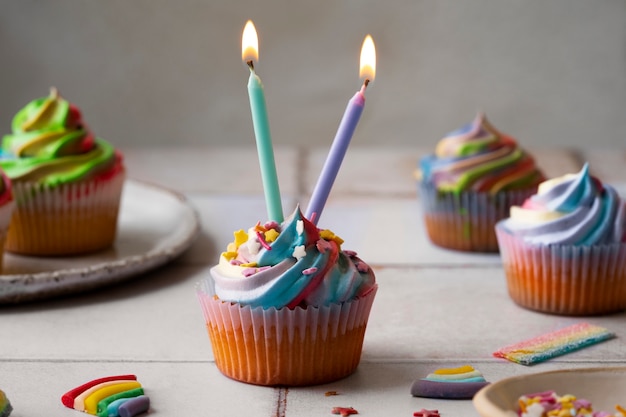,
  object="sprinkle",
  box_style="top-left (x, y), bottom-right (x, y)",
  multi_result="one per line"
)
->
top-left (343, 250), bottom-right (357, 257)
top-left (297, 220), bottom-right (304, 235)
top-left (256, 231), bottom-right (272, 250)
top-left (324, 391), bottom-right (338, 397)
top-left (230, 259), bottom-right (243, 265)
top-left (242, 268), bottom-right (257, 277)
top-left (303, 267), bottom-right (318, 275)
top-left (309, 212), bottom-right (317, 224)
top-left (240, 262), bottom-right (257, 267)
top-left (493, 323), bottom-right (615, 365)
top-left (317, 239), bottom-right (333, 253)
top-left (331, 407), bottom-right (358, 416)
top-left (265, 228), bottom-right (280, 243)
top-left (413, 409), bottom-right (440, 417)
top-left (355, 261), bottom-right (370, 273)
top-left (233, 229), bottom-right (248, 248)
top-left (292, 245), bottom-right (306, 260)
top-left (221, 251), bottom-right (238, 261)
top-left (264, 221), bottom-right (279, 231)
top-left (617, 405), bottom-right (626, 415)
top-left (320, 229), bottom-right (344, 246)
